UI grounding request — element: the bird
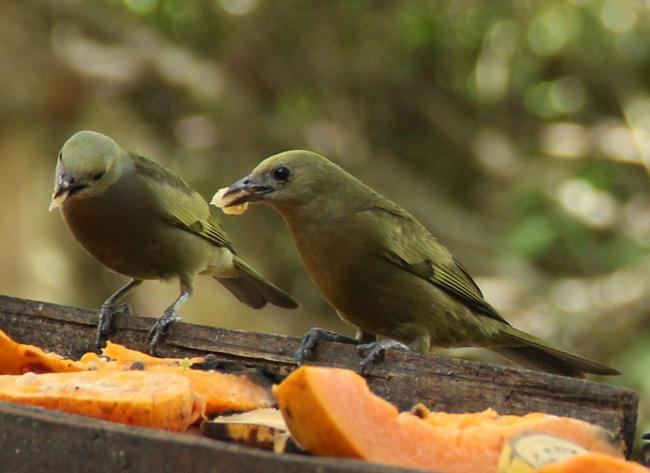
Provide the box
[50,130,298,352]
[220,150,619,377]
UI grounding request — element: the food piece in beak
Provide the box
[49,193,67,212]
[210,187,250,215]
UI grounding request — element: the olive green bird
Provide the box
[222,150,618,377]
[50,131,298,352]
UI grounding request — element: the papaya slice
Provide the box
[91,341,273,415]
[273,366,624,473]
[0,331,273,416]
[145,365,272,414]
[98,341,204,367]
[538,452,648,473]
[0,370,203,432]
[0,330,85,374]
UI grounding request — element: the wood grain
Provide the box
[0,402,423,473]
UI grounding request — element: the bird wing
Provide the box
[358,199,508,324]
[131,153,234,251]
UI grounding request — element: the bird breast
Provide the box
[60,175,213,280]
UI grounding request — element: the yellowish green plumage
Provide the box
[51,131,297,351]
[224,150,618,377]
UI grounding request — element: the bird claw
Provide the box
[95,303,133,349]
[114,303,133,316]
[357,339,410,374]
[148,309,181,355]
[294,331,317,366]
[294,327,358,365]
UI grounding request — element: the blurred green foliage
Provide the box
[0,0,647,446]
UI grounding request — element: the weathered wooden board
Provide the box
[0,401,423,473]
[0,294,640,461]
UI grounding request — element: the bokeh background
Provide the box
[0,0,648,443]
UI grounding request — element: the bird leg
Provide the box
[357,339,411,374]
[148,280,193,355]
[96,279,142,348]
[294,327,365,365]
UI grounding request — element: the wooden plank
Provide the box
[0,294,639,456]
[0,401,423,473]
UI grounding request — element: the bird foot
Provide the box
[357,339,410,374]
[96,303,133,348]
[148,309,181,356]
[294,327,358,365]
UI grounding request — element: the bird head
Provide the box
[49,130,123,211]
[222,150,345,212]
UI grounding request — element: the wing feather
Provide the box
[131,153,233,251]
[359,200,507,324]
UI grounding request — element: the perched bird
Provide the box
[50,131,297,352]
[221,150,619,377]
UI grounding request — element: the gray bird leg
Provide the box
[148,279,193,354]
[357,338,411,375]
[294,327,364,365]
[96,278,143,348]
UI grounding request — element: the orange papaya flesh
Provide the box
[0,330,85,374]
[0,370,203,432]
[0,330,272,416]
[415,405,622,462]
[95,342,273,415]
[273,366,624,473]
[538,451,648,473]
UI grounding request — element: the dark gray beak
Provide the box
[49,174,87,211]
[53,174,73,199]
[222,176,273,206]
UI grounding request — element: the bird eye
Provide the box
[91,171,105,181]
[273,166,291,182]
[58,152,62,161]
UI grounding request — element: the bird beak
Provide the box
[49,174,85,211]
[222,176,273,207]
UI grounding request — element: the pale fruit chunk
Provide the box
[210,187,249,215]
[201,408,302,453]
[498,433,586,473]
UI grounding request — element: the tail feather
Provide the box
[215,256,299,310]
[494,329,619,378]
[216,276,267,309]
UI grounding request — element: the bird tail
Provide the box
[214,256,298,310]
[492,328,619,378]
